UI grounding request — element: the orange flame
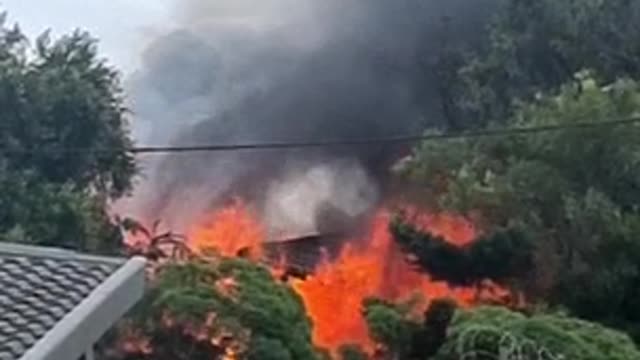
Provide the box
[291,210,481,354]
[184,201,507,356]
[188,199,265,259]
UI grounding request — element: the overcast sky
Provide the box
[0,0,175,73]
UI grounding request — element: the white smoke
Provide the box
[263,159,379,240]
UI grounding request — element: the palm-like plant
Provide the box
[115,216,193,266]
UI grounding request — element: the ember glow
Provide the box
[184,201,505,355]
[188,199,265,260]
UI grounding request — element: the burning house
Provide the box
[116,0,504,355]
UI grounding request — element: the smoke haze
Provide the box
[121,0,497,237]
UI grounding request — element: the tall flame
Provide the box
[188,199,265,259]
[291,210,479,353]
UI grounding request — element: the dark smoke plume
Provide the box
[121,0,497,237]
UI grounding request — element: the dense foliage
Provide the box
[104,258,321,360]
[439,0,640,127]
[363,298,457,359]
[0,168,122,252]
[436,306,640,360]
[0,16,135,251]
[392,221,534,288]
[394,76,640,340]
[362,300,640,360]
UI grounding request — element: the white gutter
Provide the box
[19,256,146,360]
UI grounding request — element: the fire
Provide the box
[188,199,265,259]
[291,210,480,353]
[399,207,478,247]
[180,200,507,356]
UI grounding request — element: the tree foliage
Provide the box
[0,16,135,251]
[362,298,457,359]
[0,167,121,252]
[391,220,534,288]
[0,21,135,196]
[439,0,640,127]
[436,306,640,360]
[363,298,417,357]
[362,298,640,359]
[375,0,640,352]
[337,345,368,360]
[395,76,640,339]
[107,258,321,360]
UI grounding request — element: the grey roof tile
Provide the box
[3,341,26,356]
[25,323,46,338]
[0,248,125,360]
[36,314,56,328]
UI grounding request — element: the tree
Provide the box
[0,15,136,252]
[364,298,417,358]
[337,345,368,360]
[0,167,122,253]
[106,257,322,360]
[435,306,640,360]
[394,76,640,338]
[362,298,457,359]
[362,298,640,359]
[412,298,457,359]
[391,219,534,288]
[438,0,640,127]
[0,21,135,197]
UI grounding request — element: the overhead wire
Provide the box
[1,116,639,155]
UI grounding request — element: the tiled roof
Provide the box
[0,243,145,360]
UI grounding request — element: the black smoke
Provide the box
[123,0,498,236]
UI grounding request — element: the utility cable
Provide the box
[1,116,639,155]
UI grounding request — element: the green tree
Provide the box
[394,76,640,338]
[391,219,534,289]
[0,21,135,196]
[439,0,640,127]
[362,298,457,359]
[0,167,122,252]
[412,298,457,359]
[108,258,321,360]
[337,345,368,360]
[0,15,136,252]
[364,298,417,357]
[436,306,640,360]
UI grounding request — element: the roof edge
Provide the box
[20,256,147,360]
[0,242,126,266]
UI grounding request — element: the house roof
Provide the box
[0,243,146,360]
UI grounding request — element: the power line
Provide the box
[131,116,640,154]
[2,116,640,155]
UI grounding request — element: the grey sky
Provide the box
[0,0,175,73]
[0,0,323,74]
